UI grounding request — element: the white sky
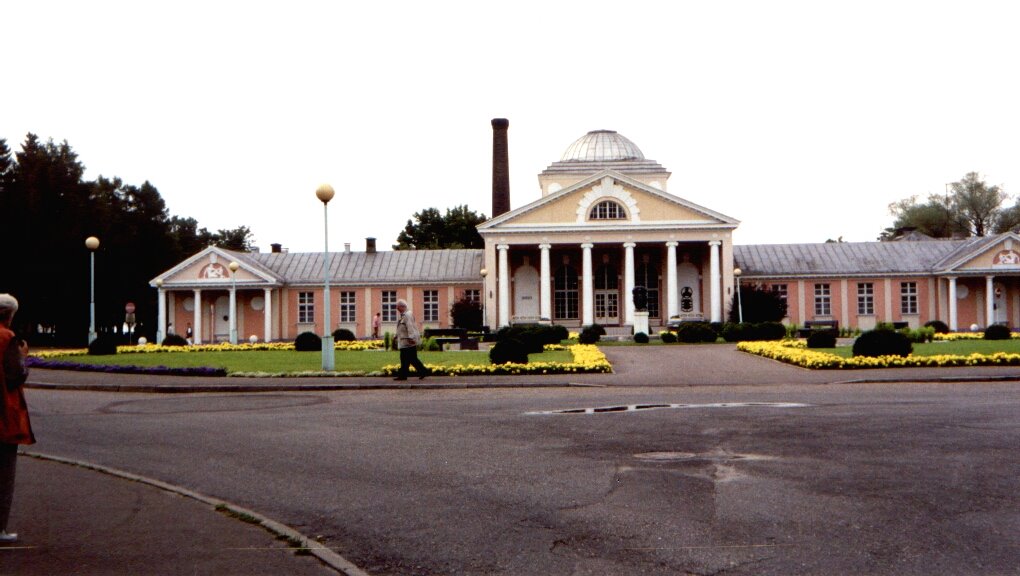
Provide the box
[5,1,1020,253]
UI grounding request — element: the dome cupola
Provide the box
[560,130,645,162]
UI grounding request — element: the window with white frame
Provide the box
[814,283,831,316]
[589,200,626,220]
[382,291,398,322]
[770,284,788,308]
[857,282,874,315]
[901,281,918,314]
[298,292,315,323]
[423,290,439,323]
[340,291,356,323]
[464,289,480,304]
[554,265,579,320]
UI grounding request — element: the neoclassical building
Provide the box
[151,121,1020,342]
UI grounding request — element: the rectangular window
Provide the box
[814,283,831,316]
[382,291,398,322]
[298,292,315,324]
[901,281,918,314]
[770,284,788,307]
[464,289,480,304]
[423,290,439,323]
[857,282,874,315]
[339,291,356,323]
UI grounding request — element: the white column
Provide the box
[666,241,679,319]
[948,277,958,331]
[229,283,238,345]
[193,289,203,345]
[497,244,510,327]
[709,240,722,323]
[581,243,594,326]
[986,275,995,327]
[157,288,166,344]
[264,288,273,342]
[623,242,636,326]
[539,243,552,322]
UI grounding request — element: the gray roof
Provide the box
[245,249,484,286]
[734,240,974,277]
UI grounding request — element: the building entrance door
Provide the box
[594,259,619,325]
[994,282,1008,325]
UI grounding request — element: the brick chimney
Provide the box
[491,118,510,217]
[270,243,282,253]
[366,237,377,254]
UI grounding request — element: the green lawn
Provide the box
[43,349,576,373]
[824,339,1020,358]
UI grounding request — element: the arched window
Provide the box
[589,200,626,220]
[554,264,579,320]
[635,259,660,318]
[594,264,619,290]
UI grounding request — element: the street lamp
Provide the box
[316,183,336,371]
[155,279,164,344]
[86,236,100,344]
[228,261,239,345]
[733,267,743,324]
[480,268,488,330]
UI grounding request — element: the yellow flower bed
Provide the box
[31,340,386,359]
[933,332,1020,341]
[738,340,1020,369]
[380,344,612,376]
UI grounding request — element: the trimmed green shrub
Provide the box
[294,331,322,352]
[806,330,837,349]
[902,327,935,343]
[88,334,119,355]
[676,322,718,343]
[852,329,912,357]
[579,326,602,344]
[984,324,1012,340]
[161,333,188,346]
[588,323,607,336]
[497,325,564,352]
[924,320,950,334]
[721,323,746,343]
[660,331,677,343]
[633,332,649,344]
[489,337,529,364]
[383,331,393,351]
[756,322,787,341]
[420,336,442,351]
[332,328,356,341]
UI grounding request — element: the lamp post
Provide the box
[480,268,488,330]
[228,261,239,345]
[86,236,100,344]
[155,279,164,344]
[733,267,743,324]
[316,183,336,371]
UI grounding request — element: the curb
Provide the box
[25,381,600,393]
[21,451,370,576]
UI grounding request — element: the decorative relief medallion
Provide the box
[200,262,228,279]
[993,249,1020,267]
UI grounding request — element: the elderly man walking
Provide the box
[394,299,429,380]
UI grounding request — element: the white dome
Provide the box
[560,130,645,162]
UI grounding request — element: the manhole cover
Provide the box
[526,402,808,415]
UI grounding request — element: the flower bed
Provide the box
[933,332,1020,341]
[375,344,612,377]
[31,340,386,359]
[738,340,1020,369]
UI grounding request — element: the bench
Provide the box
[797,319,839,338]
[422,328,478,350]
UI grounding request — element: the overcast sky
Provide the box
[5,1,1020,253]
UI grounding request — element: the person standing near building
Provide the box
[394,299,428,380]
[372,312,381,339]
[0,294,34,544]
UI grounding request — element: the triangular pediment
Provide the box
[151,246,281,288]
[937,232,1020,274]
[478,170,738,233]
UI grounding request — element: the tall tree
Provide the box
[395,205,487,249]
[882,172,1006,239]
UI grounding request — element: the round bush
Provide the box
[721,323,746,343]
[161,333,188,346]
[660,331,677,343]
[852,329,913,357]
[924,320,950,334]
[579,326,601,344]
[806,330,837,349]
[676,322,718,343]
[756,322,788,341]
[489,338,529,364]
[87,334,119,355]
[984,324,1012,340]
[294,331,322,351]
[332,328,356,341]
[589,323,607,336]
[633,332,649,344]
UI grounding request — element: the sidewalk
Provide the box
[0,455,363,576]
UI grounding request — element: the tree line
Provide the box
[882,172,1019,240]
[0,134,253,346]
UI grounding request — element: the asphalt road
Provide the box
[20,346,1020,575]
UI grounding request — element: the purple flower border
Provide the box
[27,357,227,377]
